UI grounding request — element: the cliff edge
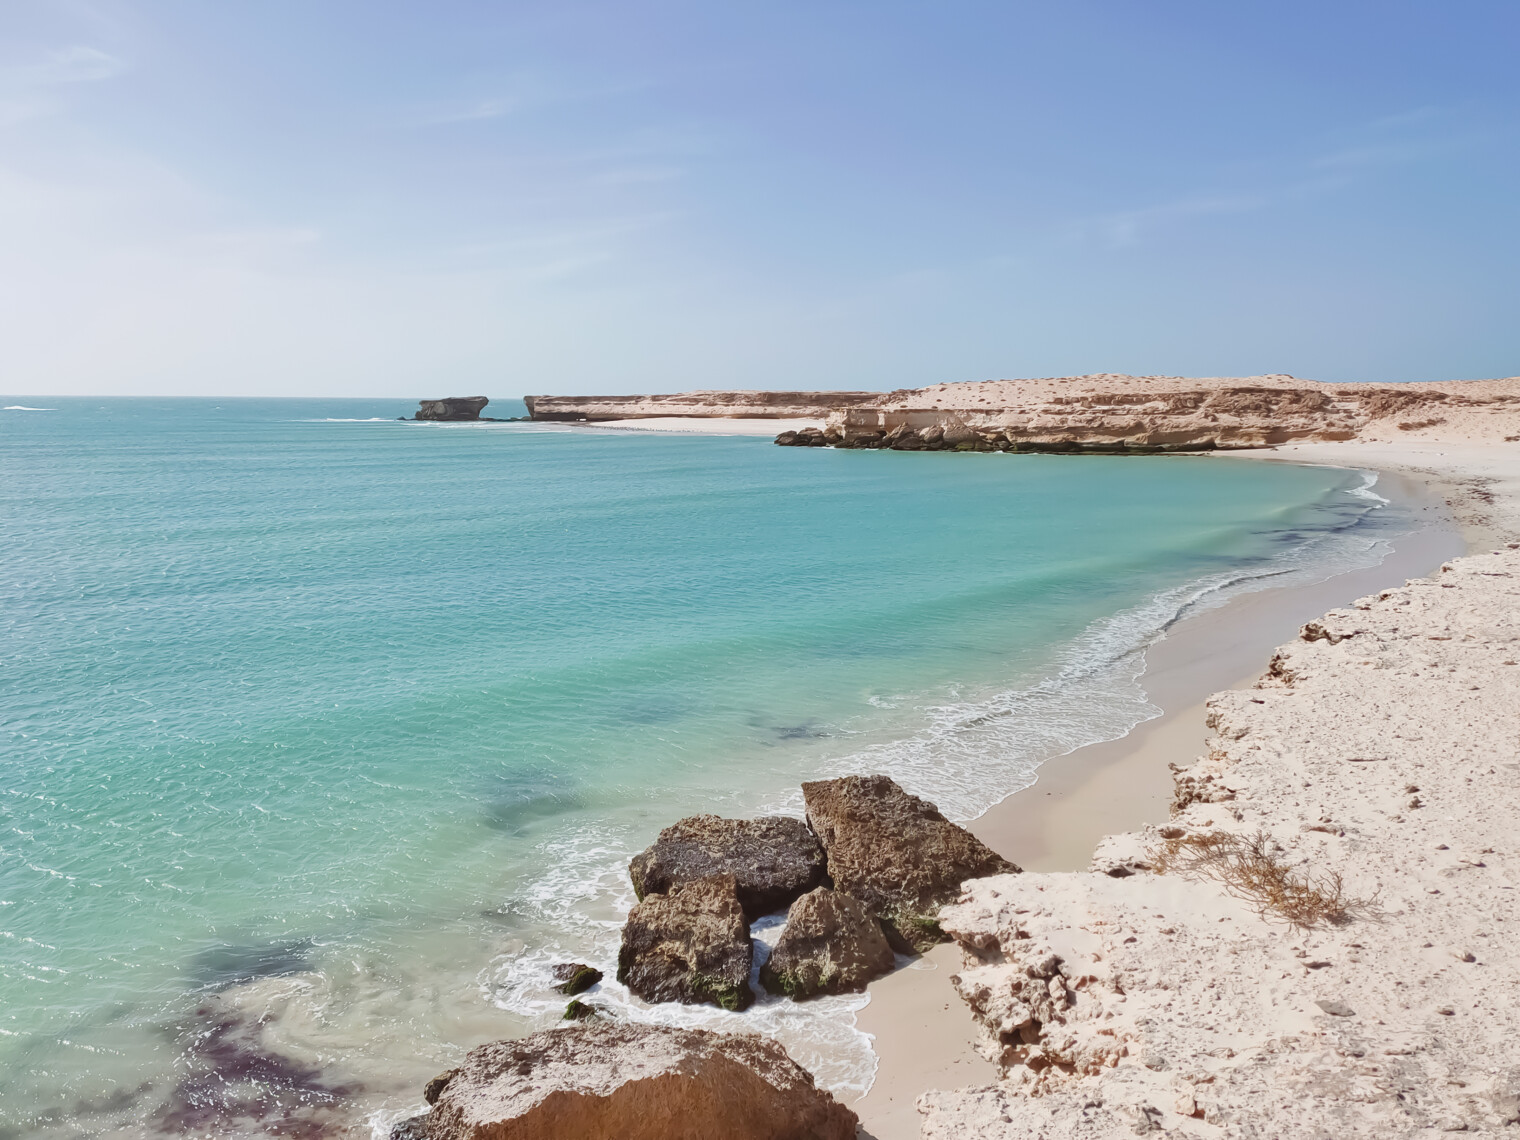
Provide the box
[527,375,1520,452]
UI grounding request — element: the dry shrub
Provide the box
[1150,829,1376,929]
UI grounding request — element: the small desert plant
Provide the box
[1149,829,1375,929]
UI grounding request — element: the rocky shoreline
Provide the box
[388,775,1016,1137]
[526,373,1520,452]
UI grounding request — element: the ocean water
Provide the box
[0,398,1409,1137]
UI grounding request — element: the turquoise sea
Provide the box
[0,398,1408,1137]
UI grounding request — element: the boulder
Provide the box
[551,963,603,996]
[629,815,827,921]
[773,430,800,446]
[420,1022,858,1140]
[415,397,489,421]
[616,874,754,1010]
[802,775,1019,953]
[760,887,896,999]
[940,419,977,447]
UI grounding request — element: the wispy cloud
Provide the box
[1074,193,1267,247]
[3,44,126,87]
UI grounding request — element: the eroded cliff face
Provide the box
[522,390,881,421]
[527,375,1520,451]
[918,546,1520,1138]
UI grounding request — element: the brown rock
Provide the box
[760,887,896,998]
[616,874,753,1010]
[422,1022,858,1140]
[802,775,1019,953]
[414,396,488,421]
[629,815,827,921]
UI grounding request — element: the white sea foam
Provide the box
[1346,470,1392,504]
[4,405,55,411]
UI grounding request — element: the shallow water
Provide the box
[0,398,1408,1136]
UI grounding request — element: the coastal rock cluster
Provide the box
[919,545,1520,1138]
[614,775,1018,1009]
[390,776,1013,1139]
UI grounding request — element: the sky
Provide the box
[1,1,1517,397]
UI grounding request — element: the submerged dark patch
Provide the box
[153,1001,359,1138]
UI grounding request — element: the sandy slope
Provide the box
[910,444,1520,1138]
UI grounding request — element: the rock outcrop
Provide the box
[417,1022,858,1140]
[629,815,828,921]
[525,375,1520,450]
[760,887,896,998]
[616,874,754,1010]
[919,545,1520,1138]
[523,391,879,421]
[415,396,489,421]
[802,775,1019,953]
[551,963,602,996]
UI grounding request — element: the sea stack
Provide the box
[415,397,489,421]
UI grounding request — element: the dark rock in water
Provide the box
[629,815,827,921]
[420,1022,858,1140]
[760,887,896,999]
[551,962,603,995]
[390,1113,430,1139]
[563,999,599,1021]
[773,430,800,446]
[617,873,753,1010]
[415,397,489,421]
[425,1069,459,1105]
[802,774,1020,954]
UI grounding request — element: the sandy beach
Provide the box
[853,439,1520,1139]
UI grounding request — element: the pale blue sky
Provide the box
[2,1,1516,395]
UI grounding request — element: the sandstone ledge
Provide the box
[527,374,1520,451]
[919,545,1520,1137]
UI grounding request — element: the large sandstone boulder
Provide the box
[415,396,488,421]
[616,874,754,1010]
[629,815,828,921]
[760,887,896,999]
[802,775,1019,953]
[419,1022,858,1140]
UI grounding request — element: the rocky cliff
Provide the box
[527,375,1520,452]
[416,396,489,421]
[523,390,880,421]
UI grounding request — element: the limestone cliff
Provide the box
[527,375,1520,452]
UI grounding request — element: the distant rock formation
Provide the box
[803,774,1019,954]
[524,374,1520,451]
[415,396,489,421]
[629,815,828,921]
[523,390,879,421]
[616,873,754,1010]
[760,887,896,998]
[410,1022,858,1140]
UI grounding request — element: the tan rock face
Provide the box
[921,545,1520,1138]
[802,775,1019,953]
[628,814,827,921]
[760,887,896,999]
[616,873,754,1010]
[526,374,1520,449]
[422,1022,859,1140]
